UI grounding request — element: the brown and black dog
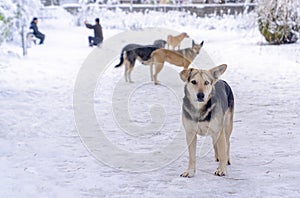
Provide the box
[149,40,204,85]
[179,64,234,177]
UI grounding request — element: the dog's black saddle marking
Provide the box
[114,40,166,68]
[126,45,159,66]
[214,80,234,113]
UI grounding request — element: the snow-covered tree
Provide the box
[257,0,300,44]
[0,0,16,44]
[0,0,42,45]
[75,0,102,26]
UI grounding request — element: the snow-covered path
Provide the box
[1,18,300,197]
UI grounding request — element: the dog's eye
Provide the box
[204,81,210,85]
[191,80,197,85]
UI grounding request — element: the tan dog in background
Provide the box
[167,32,189,50]
[179,65,234,177]
[149,40,204,85]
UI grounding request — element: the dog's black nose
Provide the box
[197,92,205,102]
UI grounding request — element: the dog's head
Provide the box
[192,40,204,54]
[179,64,227,103]
[153,39,167,48]
[182,32,189,38]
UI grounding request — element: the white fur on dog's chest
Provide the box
[197,122,211,136]
[182,116,216,136]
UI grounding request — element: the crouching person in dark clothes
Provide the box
[84,18,103,47]
[30,17,45,45]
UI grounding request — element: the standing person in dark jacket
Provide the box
[29,17,45,45]
[84,18,103,47]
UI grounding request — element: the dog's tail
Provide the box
[114,51,125,68]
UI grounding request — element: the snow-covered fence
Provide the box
[62,3,256,17]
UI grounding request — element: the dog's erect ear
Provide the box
[200,40,204,46]
[192,40,195,47]
[209,64,227,79]
[180,68,194,82]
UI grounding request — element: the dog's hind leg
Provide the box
[124,61,129,82]
[226,135,231,165]
[127,65,134,83]
[225,126,232,166]
[213,130,228,176]
[214,144,219,162]
[225,110,234,165]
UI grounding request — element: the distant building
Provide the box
[40,0,252,6]
[41,0,79,6]
[60,0,80,4]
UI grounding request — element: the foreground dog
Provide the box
[179,64,234,177]
[167,32,189,50]
[114,39,166,83]
[150,40,204,85]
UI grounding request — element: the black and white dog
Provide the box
[114,39,166,83]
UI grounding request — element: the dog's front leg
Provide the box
[154,63,163,85]
[181,132,197,178]
[213,130,228,176]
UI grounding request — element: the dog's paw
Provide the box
[154,80,161,85]
[180,169,195,178]
[214,167,227,176]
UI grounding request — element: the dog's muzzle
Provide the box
[197,92,205,102]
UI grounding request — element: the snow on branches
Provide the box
[257,0,300,44]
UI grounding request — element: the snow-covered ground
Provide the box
[0,10,300,197]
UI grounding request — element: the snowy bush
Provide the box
[257,0,300,44]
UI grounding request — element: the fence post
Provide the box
[21,25,27,56]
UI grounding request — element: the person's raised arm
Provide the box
[84,20,94,29]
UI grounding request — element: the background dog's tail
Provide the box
[114,51,125,68]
